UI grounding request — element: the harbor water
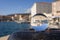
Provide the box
[0,22,30,37]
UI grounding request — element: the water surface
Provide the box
[0,22,30,37]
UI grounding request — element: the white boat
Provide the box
[15,21,21,23]
[14,20,27,23]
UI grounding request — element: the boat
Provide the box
[14,20,21,23]
[14,20,26,23]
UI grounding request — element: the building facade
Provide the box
[8,13,31,22]
[0,16,12,22]
[52,0,60,16]
[31,2,52,16]
[50,0,60,28]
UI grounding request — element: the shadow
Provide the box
[8,29,60,40]
[8,30,46,40]
[0,22,30,37]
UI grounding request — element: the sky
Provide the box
[0,0,54,15]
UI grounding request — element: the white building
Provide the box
[50,0,60,28]
[31,2,52,16]
[52,0,60,16]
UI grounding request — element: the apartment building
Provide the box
[31,2,52,16]
[52,0,60,16]
[49,0,60,28]
[0,16,12,22]
[8,13,31,22]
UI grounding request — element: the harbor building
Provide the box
[52,0,60,23]
[31,2,52,16]
[49,0,60,28]
[52,0,60,16]
[0,16,12,22]
[7,13,31,22]
[0,13,31,22]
